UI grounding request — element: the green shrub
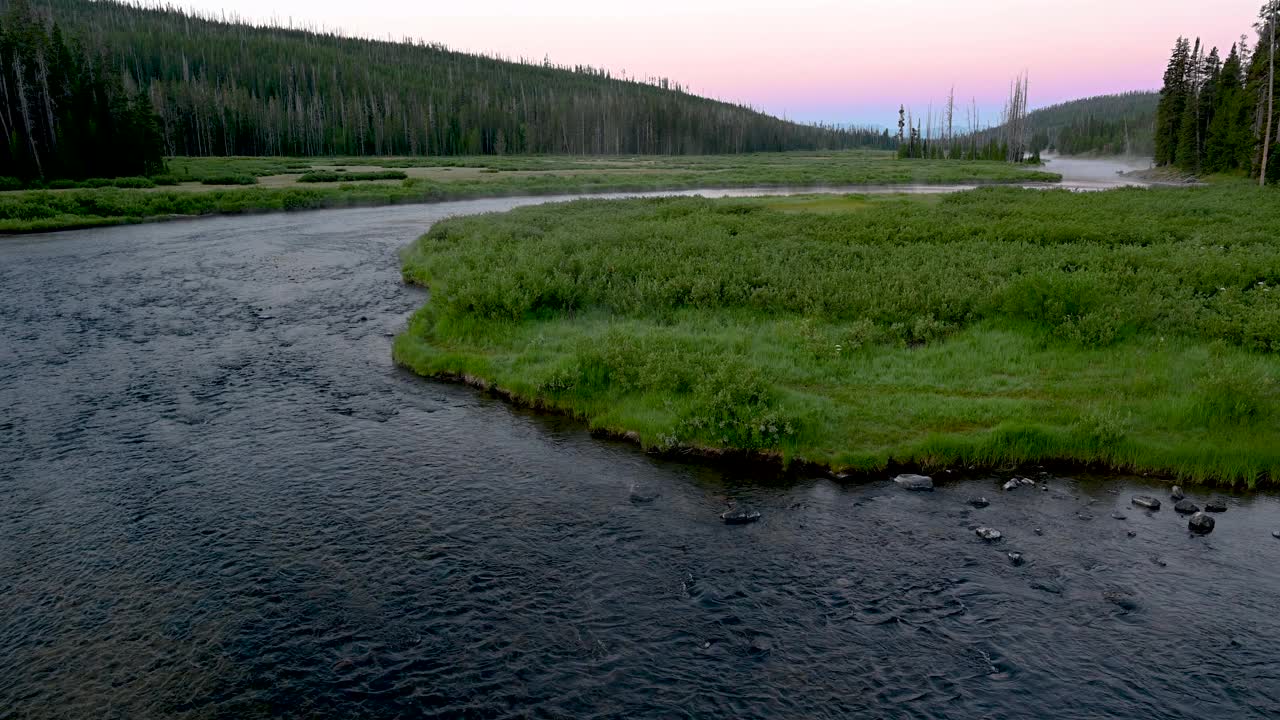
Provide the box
[297,170,408,183]
[111,176,156,189]
[150,174,181,186]
[0,176,24,191]
[200,174,257,185]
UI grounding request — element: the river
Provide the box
[2,178,1278,718]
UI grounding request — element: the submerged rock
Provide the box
[968,497,990,508]
[629,489,661,504]
[1007,551,1025,566]
[1188,512,1215,535]
[1111,512,1127,520]
[721,507,761,525]
[1103,590,1139,611]
[976,526,1002,542]
[1131,496,1161,511]
[1174,499,1200,514]
[1034,528,1044,536]
[749,636,773,653]
[893,473,933,491]
[1171,485,1185,501]
[1031,580,1063,594]
[1204,500,1228,513]
[1127,530,1138,538]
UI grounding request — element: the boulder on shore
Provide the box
[1174,499,1200,514]
[721,507,761,525]
[976,526,1002,542]
[1188,512,1215,535]
[893,473,933,491]
[1131,496,1161,511]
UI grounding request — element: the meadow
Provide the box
[0,151,1056,233]
[394,185,1280,486]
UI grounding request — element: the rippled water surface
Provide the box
[2,190,1279,719]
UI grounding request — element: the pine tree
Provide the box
[1155,37,1192,166]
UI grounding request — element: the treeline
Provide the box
[1026,92,1158,157]
[1155,1,1279,180]
[0,0,162,181]
[897,75,1036,163]
[1,0,884,173]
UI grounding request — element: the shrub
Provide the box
[0,176,24,191]
[297,170,408,183]
[200,174,257,185]
[112,176,156,189]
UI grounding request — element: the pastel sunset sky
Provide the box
[178,0,1264,127]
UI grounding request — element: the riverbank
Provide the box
[0,151,1057,234]
[395,185,1280,487]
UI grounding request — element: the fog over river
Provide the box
[2,178,1277,718]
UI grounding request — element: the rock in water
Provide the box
[1272,530,1280,539]
[976,527,1002,542]
[1171,485,1185,501]
[1131,496,1161,510]
[1103,590,1139,611]
[893,473,933,491]
[1002,477,1036,491]
[1204,500,1228,513]
[721,507,761,525]
[968,497,990,508]
[1007,551,1025,566]
[1174,499,1200,514]
[629,485,661,503]
[1188,512,1215,535]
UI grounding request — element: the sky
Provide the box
[173,0,1264,127]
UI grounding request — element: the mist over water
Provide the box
[2,194,1278,718]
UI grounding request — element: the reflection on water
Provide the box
[2,192,1277,718]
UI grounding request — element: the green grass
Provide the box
[394,185,1280,487]
[0,151,1058,233]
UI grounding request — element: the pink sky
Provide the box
[178,0,1263,126]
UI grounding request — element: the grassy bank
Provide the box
[0,151,1057,233]
[394,186,1280,487]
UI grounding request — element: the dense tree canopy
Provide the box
[0,0,887,167]
[0,0,162,181]
[1155,2,1280,180]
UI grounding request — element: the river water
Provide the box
[2,179,1278,718]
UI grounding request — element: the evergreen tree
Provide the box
[1155,37,1192,166]
[1206,45,1254,171]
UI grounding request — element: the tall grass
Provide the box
[395,186,1280,486]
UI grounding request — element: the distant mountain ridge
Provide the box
[6,0,887,157]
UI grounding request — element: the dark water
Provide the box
[2,194,1279,719]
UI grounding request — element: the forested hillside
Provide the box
[1,0,883,177]
[1026,92,1158,156]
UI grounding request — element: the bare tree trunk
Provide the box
[12,57,43,177]
[1262,2,1276,186]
